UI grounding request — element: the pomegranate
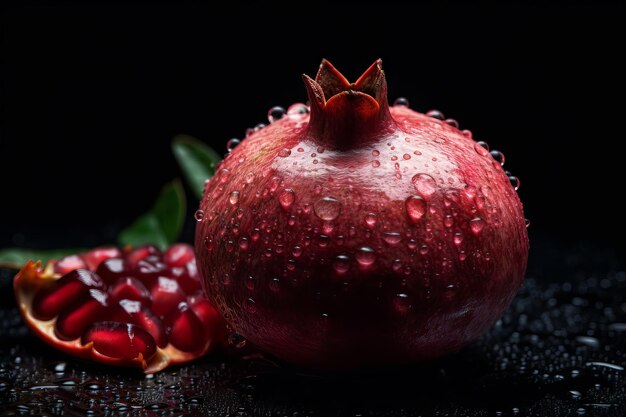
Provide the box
[13,244,226,373]
[196,59,528,369]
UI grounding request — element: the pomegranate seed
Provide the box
[55,289,109,340]
[108,277,151,304]
[96,258,127,284]
[150,277,186,317]
[165,302,206,352]
[82,246,122,270]
[117,299,167,347]
[32,270,103,321]
[53,255,87,275]
[126,245,162,267]
[163,243,195,267]
[82,322,157,360]
[170,264,201,294]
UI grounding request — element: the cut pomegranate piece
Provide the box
[82,322,157,361]
[13,244,227,373]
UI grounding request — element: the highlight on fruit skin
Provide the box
[13,244,226,373]
[195,59,529,369]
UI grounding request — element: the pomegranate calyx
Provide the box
[304,59,393,149]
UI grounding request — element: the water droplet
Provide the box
[405,195,427,222]
[244,298,257,313]
[393,293,412,314]
[194,210,205,221]
[254,123,266,131]
[454,232,463,245]
[287,103,309,121]
[426,109,445,120]
[393,97,409,107]
[462,129,473,138]
[525,218,530,228]
[292,245,303,257]
[228,332,247,348]
[420,245,429,255]
[403,153,411,160]
[577,408,586,415]
[355,247,376,266]
[267,106,286,123]
[278,189,295,209]
[278,148,291,157]
[470,217,484,235]
[364,213,377,228]
[414,150,422,156]
[333,255,351,273]
[569,390,582,400]
[219,168,230,182]
[372,160,381,168]
[244,172,255,184]
[444,118,459,128]
[314,197,341,221]
[383,232,402,245]
[226,138,240,152]
[412,173,437,197]
[474,142,490,156]
[229,191,240,205]
[269,277,281,292]
[490,150,505,165]
[509,175,520,190]
[576,336,600,348]
[372,149,380,157]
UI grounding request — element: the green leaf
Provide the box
[0,247,86,270]
[117,179,186,250]
[172,134,222,199]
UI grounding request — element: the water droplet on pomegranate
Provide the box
[254,123,266,131]
[292,245,303,257]
[278,189,295,209]
[218,168,230,183]
[364,212,377,228]
[474,142,489,156]
[393,293,412,314]
[228,332,247,348]
[490,150,505,165]
[393,97,409,107]
[454,232,463,245]
[314,197,341,221]
[525,218,531,228]
[278,148,291,158]
[269,277,280,292]
[402,153,411,160]
[426,109,445,120]
[419,245,429,255]
[509,175,520,190]
[443,118,458,128]
[383,232,402,246]
[229,191,240,205]
[226,138,240,152]
[405,196,427,222]
[355,247,376,266]
[244,298,257,313]
[372,160,381,168]
[194,210,204,222]
[412,173,437,197]
[287,103,309,121]
[333,255,351,274]
[462,129,473,138]
[267,106,286,123]
[470,217,485,235]
[238,237,249,250]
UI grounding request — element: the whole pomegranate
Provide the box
[196,59,528,369]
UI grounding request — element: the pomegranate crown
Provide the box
[303,59,393,149]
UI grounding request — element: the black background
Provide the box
[1,2,625,262]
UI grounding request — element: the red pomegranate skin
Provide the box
[195,59,528,369]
